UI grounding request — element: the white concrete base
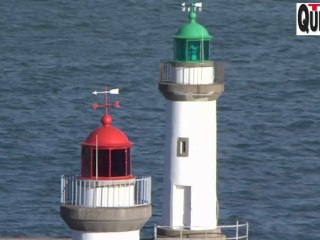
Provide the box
[72,230,139,240]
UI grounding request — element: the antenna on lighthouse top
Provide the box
[181,1,203,12]
[92,86,120,115]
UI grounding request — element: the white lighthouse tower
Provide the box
[155,2,236,239]
[60,88,152,240]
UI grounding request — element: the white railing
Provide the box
[160,61,224,85]
[220,220,249,240]
[61,175,151,207]
[155,220,249,240]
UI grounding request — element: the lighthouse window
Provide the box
[92,150,110,177]
[187,41,200,61]
[175,39,187,61]
[175,39,210,62]
[177,138,189,157]
[187,40,210,62]
[81,147,91,177]
[111,149,126,177]
[126,149,131,175]
[203,41,209,60]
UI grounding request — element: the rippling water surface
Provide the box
[0,1,319,239]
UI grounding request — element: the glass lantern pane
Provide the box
[187,41,201,61]
[92,150,110,177]
[203,41,210,60]
[111,149,126,177]
[81,147,91,177]
[175,39,187,61]
[126,148,131,175]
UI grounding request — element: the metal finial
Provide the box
[92,86,120,115]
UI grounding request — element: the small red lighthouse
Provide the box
[81,110,133,182]
[61,87,152,240]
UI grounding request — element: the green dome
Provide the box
[175,12,212,40]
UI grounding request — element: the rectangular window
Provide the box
[177,137,189,157]
[81,147,91,177]
[111,150,126,177]
[126,148,131,175]
[187,41,201,61]
[92,149,110,177]
[175,39,187,61]
[203,41,210,61]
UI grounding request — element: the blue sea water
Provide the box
[0,0,319,239]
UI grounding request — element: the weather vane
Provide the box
[181,1,203,12]
[92,86,120,115]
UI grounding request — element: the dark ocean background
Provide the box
[0,0,319,239]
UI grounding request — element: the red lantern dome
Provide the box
[80,88,134,180]
[82,115,133,148]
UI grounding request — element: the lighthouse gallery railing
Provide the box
[61,175,151,207]
[159,61,225,84]
[155,220,249,240]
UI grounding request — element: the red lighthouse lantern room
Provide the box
[80,88,133,180]
[60,88,152,239]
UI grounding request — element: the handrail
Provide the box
[159,61,224,84]
[155,220,249,240]
[61,175,151,208]
[219,220,249,240]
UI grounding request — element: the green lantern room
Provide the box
[174,10,212,62]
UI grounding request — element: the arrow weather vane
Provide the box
[92,86,120,115]
[181,1,203,12]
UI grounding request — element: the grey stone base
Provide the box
[159,82,224,102]
[60,204,151,232]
